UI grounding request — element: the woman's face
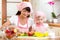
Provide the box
[34,16,44,24]
[21,9,30,18]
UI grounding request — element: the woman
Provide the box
[2,2,33,33]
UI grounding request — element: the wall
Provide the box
[6,0,60,20]
[30,0,60,20]
[54,1,60,17]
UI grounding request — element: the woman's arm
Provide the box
[0,20,11,30]
[2,20,11,28]
[2,15,16,27]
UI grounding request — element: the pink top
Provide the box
[18,16,29,33]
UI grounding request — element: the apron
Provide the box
[35,24,47,33]
[17,16,29,33]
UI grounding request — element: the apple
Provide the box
[28,31,34,36]
[6,30,15,39]
[5,29,11,33]
[5,29,16,39]
[6,33,11,36]
[11,30,15,34]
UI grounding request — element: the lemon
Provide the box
[34,32,44,37]
[34,32,49,37]
[44,32,49,37]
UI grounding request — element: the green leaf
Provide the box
[51,12,56,18]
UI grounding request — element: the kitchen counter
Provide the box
[48,23,60,27]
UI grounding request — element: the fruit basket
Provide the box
[3,27,17,40]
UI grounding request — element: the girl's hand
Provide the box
[29,26,32,32]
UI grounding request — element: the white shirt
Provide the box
[9,15,34,28]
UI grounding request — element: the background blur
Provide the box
[0,0,60,37]
[0,0,60,25]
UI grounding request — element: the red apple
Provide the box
[6,31,15,39]
[11,30,15,34]
[6,33,11,36]
[5,29,16,39]
[5,29,11,33]
[28,31,34,36]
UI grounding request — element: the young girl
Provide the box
[32,11,55,38]
[2,2,33,33]
[32,11,48,33]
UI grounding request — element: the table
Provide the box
[15,36,60,40]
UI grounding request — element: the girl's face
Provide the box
[21,9,30,18]
[34,16,44,24]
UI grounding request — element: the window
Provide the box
[7,0,22,19]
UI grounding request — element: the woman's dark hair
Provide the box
[16,11,21,15]
[16,7,31,17]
